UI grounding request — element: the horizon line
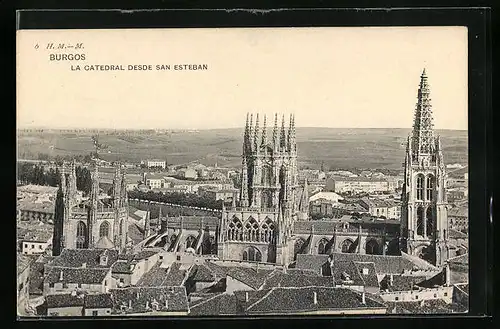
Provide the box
[16,126,468,131]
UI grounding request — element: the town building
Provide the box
[358,197,401,220]
[448,207,468,233]
[144,160,167,169]
[400,69,451,267]
[325,176,397,194]
[52,161,129,255]
[198,186,239,203]
[21,230,53,255]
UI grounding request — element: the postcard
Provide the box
[16,26,468,317]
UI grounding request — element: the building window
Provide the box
[444,292,448,297]
[415,295,418,299]
[294,238,306,258]
[176,255,181,261]
[242,246,262,262]
[92,310,98,316]
[365,239,381,255]
[76,221,87,249]
[99,221,110,238]
[31,244,35,249]
[434,293,437,298]
[395,297,399,301]
[318,239,329,255]
[426,175,434,201]
[416,206,424,236]
[228,216,243,241]
[185,235,197,250]
[244,217,260,242]
[24,243,27,248]
[426,207,434,238]
[39,245,43,249]
[416,174,424,200]
[341,239,354,253]
[260,218,275,243]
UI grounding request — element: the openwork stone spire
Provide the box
[261,114,267,146]
[411,68,435,157]
[280,114,287,149]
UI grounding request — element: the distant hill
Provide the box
[16,127,467,171]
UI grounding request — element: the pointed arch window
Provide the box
[76,221,87,249]
[341,239,354,253]
[186,235,197,249]
[260,218,275,243]
[261,165,273,186]
[294,238,306,257]
[242,246,262,262]
[228,216,243,241]
[416,174,424,200]
[416,206,424,236]
[244,217,260,242]
[318,238,329,255]
[99,221,110,238]
[365,239,381,255]
[426,175,434,201]
[426,207,434,238]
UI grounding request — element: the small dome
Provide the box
[96,236,114,249]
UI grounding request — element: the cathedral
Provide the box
[52,161,129,256]
[400,69,450,267]
[217,114,309,266]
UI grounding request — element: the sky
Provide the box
[17,27,468,130]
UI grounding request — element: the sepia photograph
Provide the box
[16,26,469,317]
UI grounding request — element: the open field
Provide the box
[17,128,467,171]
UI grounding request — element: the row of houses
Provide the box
[18,245,469,316]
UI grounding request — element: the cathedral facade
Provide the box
[217,114,309,266]
[400,69,450,267]
[52,161,129,256]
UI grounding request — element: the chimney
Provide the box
[313,291,317,305]
[128,300,132,309]
[82,262,87,268]
[146,300,149,309]
[136,291,140,300]
[59,270,63,281]
[390,274,394,286]
[71,290,77,296]
[165,299,168,309]
[361,291,366,305]
[245,292,249,303]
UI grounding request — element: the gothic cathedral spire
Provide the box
[401,69,449,267]
[411,68,435,157]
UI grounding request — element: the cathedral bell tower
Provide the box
[400,69,449,267]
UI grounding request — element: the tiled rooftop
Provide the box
[226,267,275,290]
[21,230,53,243]
[49,249,119,269]
[386,299,467,314]
[85,293,113,309]
[261,271,334,290]
[110,286,189,314]
[188,293,239,316]
[163,262,187,287]
[331,261,365,286]
[246,286,386,314]
[136,262,166,287]
[295,254,329,274]
[45,267,110,285]
[448,229,468,239]
[17,253,33,274]
[46,293,85,308]
[353,261,379,288]
[379,274,428,292]
[330,253,416,275]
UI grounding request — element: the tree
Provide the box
[52,186,64,256]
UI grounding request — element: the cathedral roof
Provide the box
[96,236,115,249]
[188,292,239,316]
